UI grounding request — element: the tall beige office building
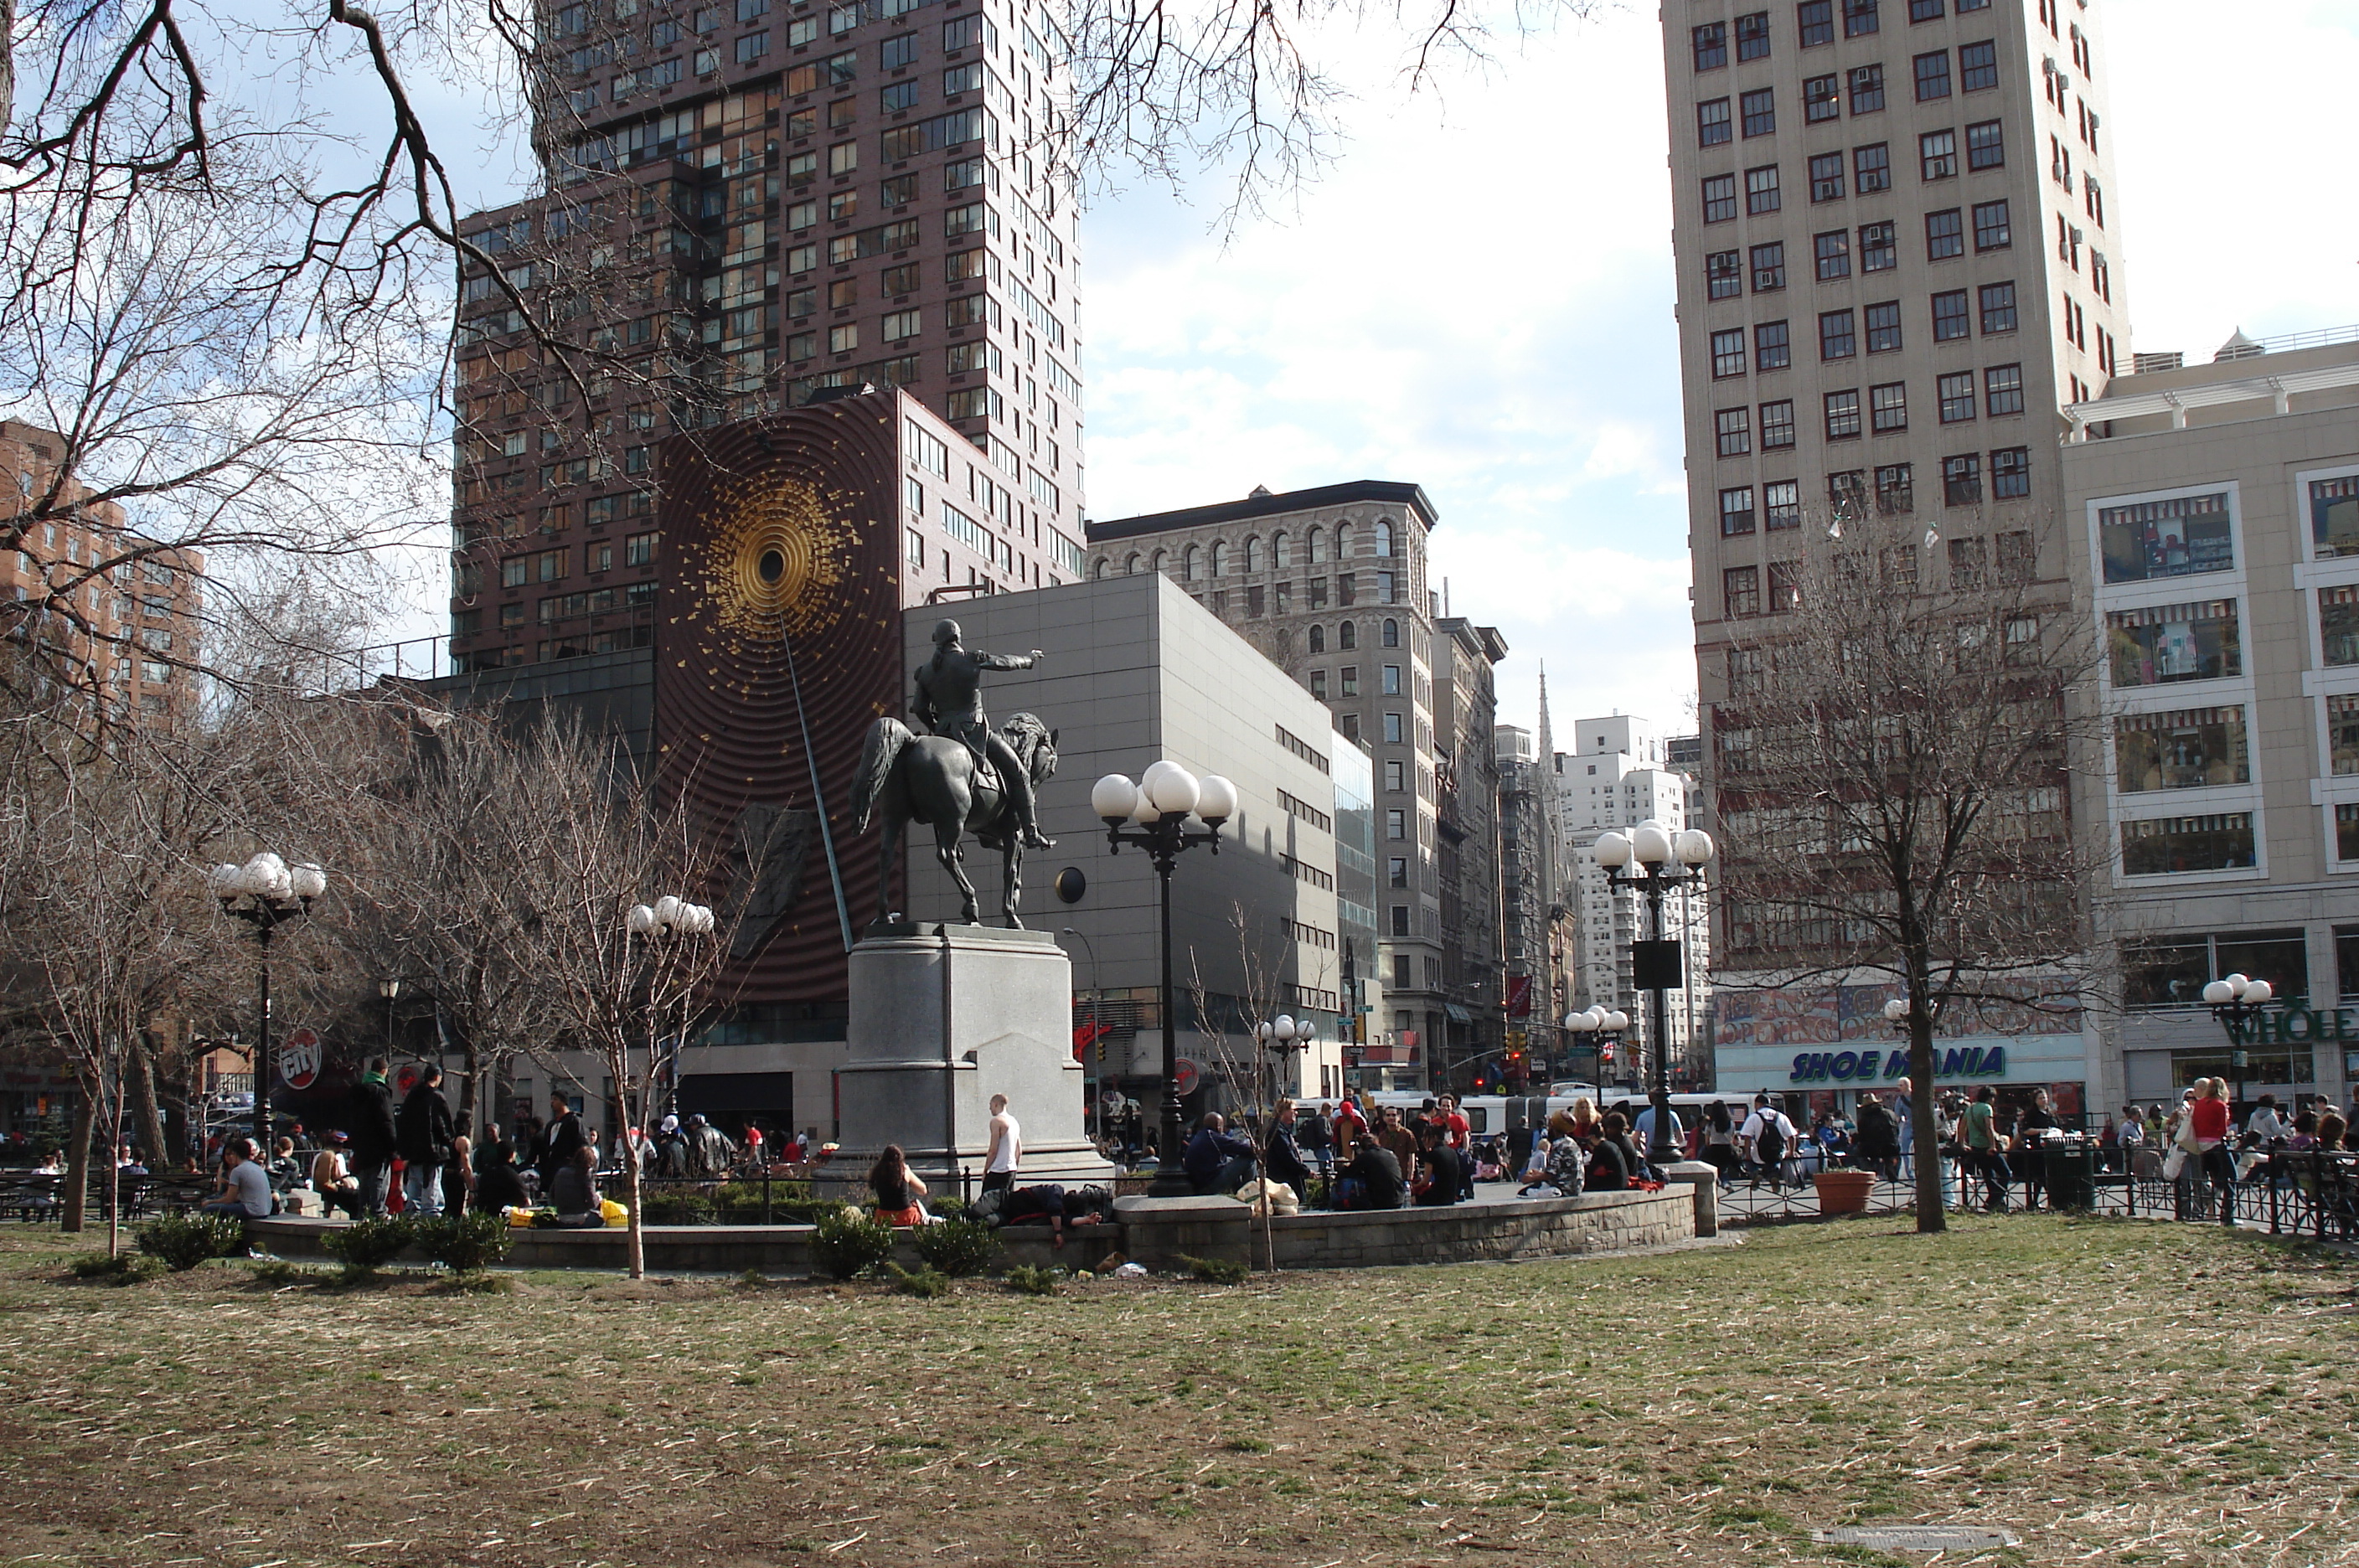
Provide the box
[1666,0,2128,983]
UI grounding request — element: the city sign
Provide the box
[1789,1045,2008,1084]
[278,1028,323,1091]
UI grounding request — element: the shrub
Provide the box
[1178,1253,1250,1285]
[713,1179,815,1223]
[137,1213,248,1272]
[911,1216,1000,1277]
[808,1207,896,1280]
[249,1259,306,1287]
[440,1271,514,1294]
[639,1192,716,1225]
[886,1263,952,1299]
[72,1251,163,1284]
[323,1215,415,1276]
[1004,1264,1061,1296]
[414,1212,513,1274]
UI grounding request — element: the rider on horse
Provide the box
[911,619,1054,851]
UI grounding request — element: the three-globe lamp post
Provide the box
[1563,1004,1629,1090]
[207,853,328,1148]
[1594,821,1716,1165]
[1255,1014,1317,1112]
[1092,762,1238,1199]
[2202,972,2274,1109]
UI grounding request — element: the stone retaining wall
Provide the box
[246,1188,1689,1276]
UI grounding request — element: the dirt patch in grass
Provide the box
[0,1217,2351,1565]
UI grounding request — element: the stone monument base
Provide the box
[834,922,1113,1190]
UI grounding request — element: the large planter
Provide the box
[1813,1168,1877,1215]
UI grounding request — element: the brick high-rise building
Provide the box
[1667,0,2127,981]
[448,0,1086,673]
[2,420,204,727]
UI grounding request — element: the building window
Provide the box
[1765,479,1802,530]
[1386,808,1407,840]
[1859,219,1896,271]
[1750,241,1786,291]
[1737,10,1773,59]
[1389,857,1409,888]
[1984,363,2023,415]
[1381,617,1399,646]
[1990,446,2030,498]
[1866,299,1902,351]
[1308,624,1325,652]
[1721,487,1757,536]
[1948,534,1986,588]
[2116,707,2253,793]
[1760,399,1797,449]
[1845,0,1879,34]
[1724,565,1763,618]
[2099,492,2235,585]
[1310,669,1328,699]
[1919,209,1964,261]
[1875,463,1914,514]
[1698,98,1732,145]
[1755,320,1791,370]
[1746,165,1782,214]
[1741,88,1777,137]
[1973,199,2011,250]
[1383,712,1404,744]
[1966,120,2005,170]
[1824,389,1862,440]
[2312,476,2359,558]
[1849,64,1885,115]
[1798,0,1833,47]
[1716,407,1752,456]
[1920,129,1957,180]
[1820,308,1857,359]
[2109,600,2242,687]
[1938,370,1977,423]
[1814,230,1851,279]
[1804,74,1840,122]
[1911,0,1943,18]
[1848,148,1891,204]
[1703,175,1737,224]
[1711,328,1747,379]
[1870,381,1908,433]
[1386,760,1407,791]
[1340,665,1360,695]
[1959,39,1998,90]
[2330,694,2359,776]
[1979,280,2017,333]
[1942,453,1981,505]
[1914,49,1951,100]
[1693,22,1727,69]
[1809,152,1846,202]
[1831,471,1868,519]
[1931,289,1970,340]
[1707,250,1742,298]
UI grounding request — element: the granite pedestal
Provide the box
[833,921,1114,1192]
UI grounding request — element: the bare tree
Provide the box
[1708,508,2103,1233]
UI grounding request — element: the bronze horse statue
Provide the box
[850,711,1058,926]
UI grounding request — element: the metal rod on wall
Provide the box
[779,619,856,952]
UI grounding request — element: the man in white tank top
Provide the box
[983,1094,1022,1194]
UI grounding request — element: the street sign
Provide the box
[393,1062,421,1096]
[279,1028,322,1091]
[1174,1058,1200,1096]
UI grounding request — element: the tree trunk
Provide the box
[1909,1026,1947,1234]
[61,1096,95,1234]
[129,1033,168,1175]
[624,1137,645,1279]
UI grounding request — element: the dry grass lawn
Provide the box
[0,1215,2351,1567]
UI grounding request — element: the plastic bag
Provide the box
[2160,1145,2186,1181]
[601,1198,629,1227]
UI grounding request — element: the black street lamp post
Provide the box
[208,853,327,1150]
[1596,821,1716,1167]
[2202,972,2275,1110]
[1094,763,1238,1199]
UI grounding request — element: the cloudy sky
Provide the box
[1075,0,2359,744]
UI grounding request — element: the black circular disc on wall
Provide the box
[1053,867,1087,904]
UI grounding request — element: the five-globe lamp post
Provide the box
[1093,762,1239,1199]
[2202,972,2274,1109]
[1594,821,1716,1164]
[1563,1005,1629,1090]
[207,853,328,1148]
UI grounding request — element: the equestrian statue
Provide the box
[850,619,1060,927]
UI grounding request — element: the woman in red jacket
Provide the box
[2189,1078,2236,1225]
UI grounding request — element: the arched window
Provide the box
[1382,618,1399,647]
[1307,527,1324,564]
[1208,540,1227,576]
[1336,522,1355,559]
[1244,535,1262,573]
[1374,518,1394,559]
[1272,532,1290,569]
[1150,549,1166,575]
[1339,621,1357,650]
[1183,544,1200,581]
[1125,553,1141,575]
[1308,624,1325,653]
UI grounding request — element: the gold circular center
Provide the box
[702,474,854,645]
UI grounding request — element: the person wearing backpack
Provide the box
[1741,1095,1798,1190]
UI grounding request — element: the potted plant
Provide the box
[1812,1166,1877,1215]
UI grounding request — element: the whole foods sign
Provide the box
[2242,1005,2356,1045]
[1789,1045,2008,1084]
